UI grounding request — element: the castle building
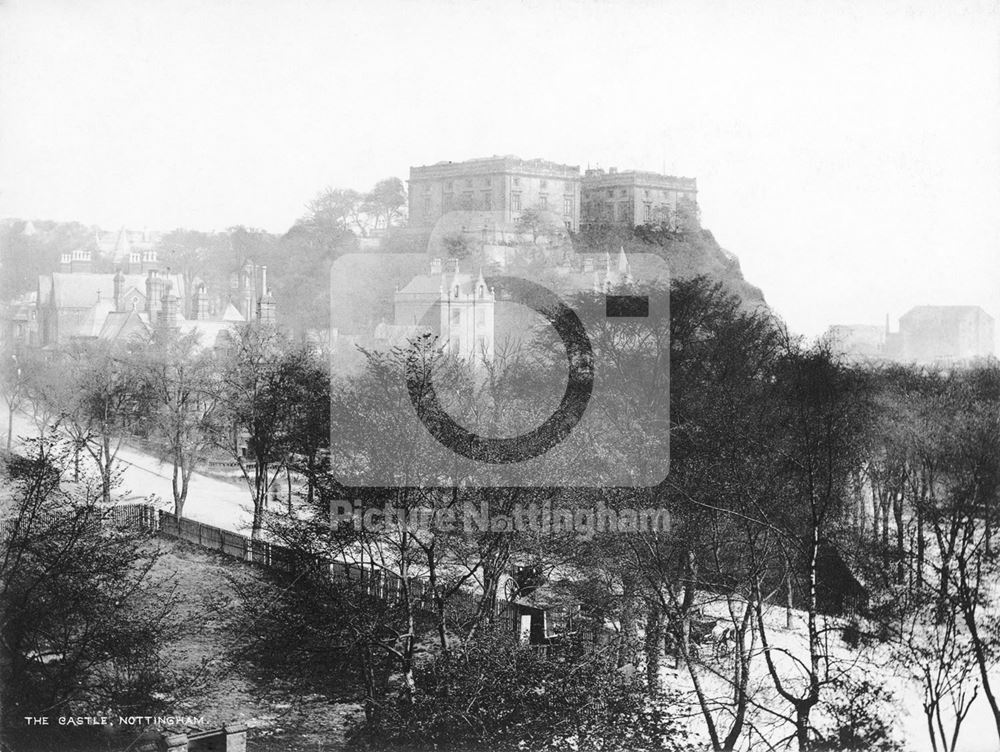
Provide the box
[580,167,697,229]
[408,156,582,232]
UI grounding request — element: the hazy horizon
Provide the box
[2,0,998,339]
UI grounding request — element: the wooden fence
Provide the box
[112,503,456,611]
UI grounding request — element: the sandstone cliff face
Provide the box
[578,224,766,309]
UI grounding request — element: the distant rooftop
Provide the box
[582,167,697,187]
[411,155,581,175]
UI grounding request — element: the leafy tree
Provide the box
[155,229,230,317]
[442,232,470,260]
[0,440,177,745]
[57,340,152,503]
[0,220,94,300]
[214,323,319,538]
[1,351,28,453]
[364,177,407,234]
[140,329,219,516]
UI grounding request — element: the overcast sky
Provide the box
[1,0,998,339]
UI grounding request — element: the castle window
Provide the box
[539,195,548,209]
[644,203,652,221]
[513,177,520,186]
[482,192,492,210]
[424,196,431,214]
[511,192,522,211]
[563,197,573,216]
[539,180,548,189]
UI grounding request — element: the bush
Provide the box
[350,628,695,751]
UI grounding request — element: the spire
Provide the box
[116,226,131,261]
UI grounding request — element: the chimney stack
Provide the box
[193,283,210,320]
[113,269,125,311]
[141,249,159,274]
[158,279,179,332]
[70,249,92,274]
[256,266,275,326]
[145,270,164,318]
[257,288,276,326]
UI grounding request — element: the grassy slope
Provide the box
[144,537,362,752]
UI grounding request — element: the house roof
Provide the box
[98,310,152,342]
[177,318,236,349]
[48,273,185,309]
[221,302,245,322]
[76,298,117,337]
[900,305,993,324]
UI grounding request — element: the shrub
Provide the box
[351,628,695,751]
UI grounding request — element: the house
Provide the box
[35,253,274,350]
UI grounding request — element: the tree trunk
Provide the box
[893,490,905,584]
[644,603,663,693]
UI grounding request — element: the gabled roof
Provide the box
[221,302,245,322]
[98,310,152,342]
[49,273,185,309]
[177,318,236,349]
[76,299,117,338]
